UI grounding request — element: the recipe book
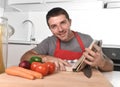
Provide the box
[65,40,102,72]
[72,40,102,72]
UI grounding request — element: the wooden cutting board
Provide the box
[0,69,113,87]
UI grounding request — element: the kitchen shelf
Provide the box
[7,1,103,12]
[8,0,73,5]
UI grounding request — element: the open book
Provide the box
[65,40,102,72]
[72,40,102,72]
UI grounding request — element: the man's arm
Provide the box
[83,44,114,72]
[98,54,114,72]
[20,50,71,71]
[20,50,45,61]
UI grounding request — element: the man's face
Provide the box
[48,14,72,41]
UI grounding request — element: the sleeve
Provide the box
[78,32,93,48]
[83,35,93,48]
[32,37,50,55]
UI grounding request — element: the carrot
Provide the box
[12,66,43,79]
[5,67,35,80]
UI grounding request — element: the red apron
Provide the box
[54,32,85,60]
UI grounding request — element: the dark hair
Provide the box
[46,7,70,26]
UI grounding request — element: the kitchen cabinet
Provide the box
[6,0,103,12]
[102,0,120,2]
[101,0,120,8]
[7,44,36,67]
[8,0,97,5]
[8,0,43,4]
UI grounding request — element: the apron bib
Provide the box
[54,31,85,60]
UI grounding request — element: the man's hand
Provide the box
[42,56,72,71]
[83,44,105,68]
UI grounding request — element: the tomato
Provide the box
[30,62,41,71]
[29,56,42,64]
[35,63,48,76]
[45,62,56,74]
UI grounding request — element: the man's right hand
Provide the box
[42,56,72,71]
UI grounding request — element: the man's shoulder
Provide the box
[76,31,87,35]
[76,31,91,38]
[76,31,93,47]
[42,35,57,44]
[47,35,57,41]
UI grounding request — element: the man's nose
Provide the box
[57,26,63,31]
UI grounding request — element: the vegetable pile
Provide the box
[5,56,56,80]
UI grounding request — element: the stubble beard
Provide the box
[60,30,74,42]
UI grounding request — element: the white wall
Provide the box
[69,9,120,45]
[29,8,120,46]
[5,1,120,46]
[5,12,30,41]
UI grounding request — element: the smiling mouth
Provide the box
[59,31,66,36]
[60,34,65,37]
[59,32,66,38]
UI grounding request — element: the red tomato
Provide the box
[35,63,48,76]
[45,62,56,74]
[30,62,41,71]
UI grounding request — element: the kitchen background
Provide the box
[0,0,120,70]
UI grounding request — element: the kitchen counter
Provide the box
[8,40,38,45]
[0,69,113,87]
[103,71,120,87]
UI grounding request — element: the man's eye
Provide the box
[50,25,56,29]
[61,20,67,25]
[61,21,66,24]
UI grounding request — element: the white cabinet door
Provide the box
[7,44,36,67]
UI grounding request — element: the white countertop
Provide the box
[8,40,38,45]
[103,71,120,87]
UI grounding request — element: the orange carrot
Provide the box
[12,66,43,79]
[5,67,35,80]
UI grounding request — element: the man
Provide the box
[21,7,113,71]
